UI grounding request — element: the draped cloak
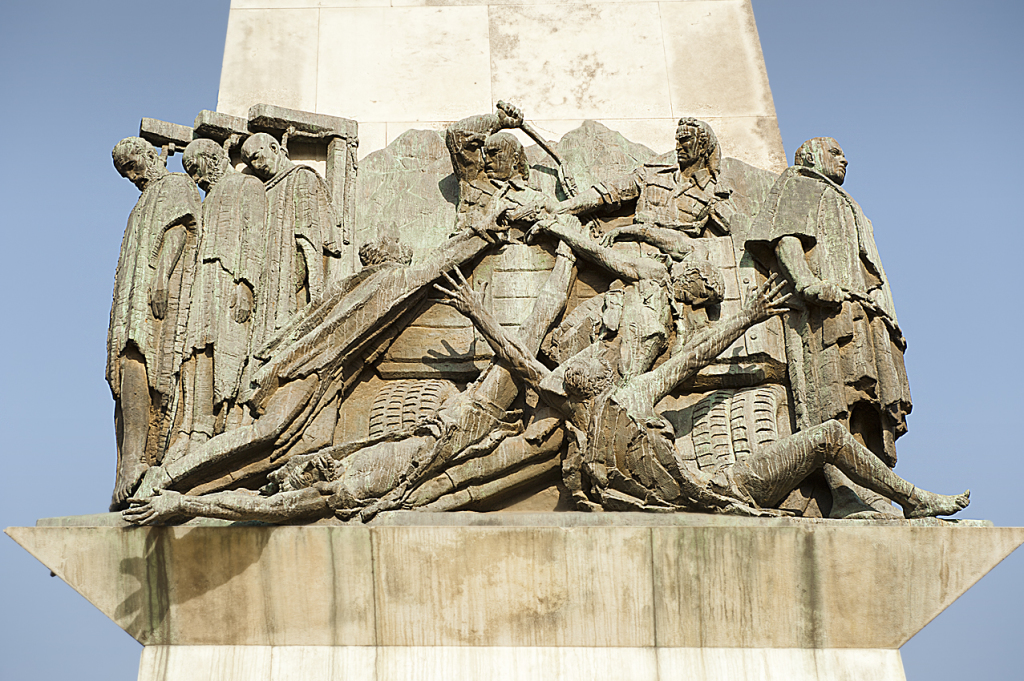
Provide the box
[747,166,911,465]
[107,172,200,400]
[182,172,267,405]
[250,164,342,361]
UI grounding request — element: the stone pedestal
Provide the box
[7,514,1023,681]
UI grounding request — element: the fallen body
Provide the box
[124,215,580,525]
[433,258,969,519]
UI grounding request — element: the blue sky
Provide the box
[1,1,1022,679]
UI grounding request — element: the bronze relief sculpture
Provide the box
[107,104,967,525]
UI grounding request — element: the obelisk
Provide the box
[217,0,786,171]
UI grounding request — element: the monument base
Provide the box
[138,646,906,681]
[8,513,1023,681]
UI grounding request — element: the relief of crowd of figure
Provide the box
[109,102,969,526]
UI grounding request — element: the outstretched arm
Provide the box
[638,275,792,404]
[601,225,706,261]
[123,487,330,525]
[434,268,553,393]
[532,216,666,282]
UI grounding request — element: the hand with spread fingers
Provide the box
[743,273,794,321]
[433,267,486,317]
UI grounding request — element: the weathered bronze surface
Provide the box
[107,106,967,525]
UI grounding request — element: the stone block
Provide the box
[488,4,673,121]
[138,646,378,681]
[217,0,787,167]
[11,519,1018,679]
[376,646,659,681]
[661,1,776,119]
[140,118,194,148]
[6,526,377,646]
[655,648,906,681]
[370,526,655,646]
[218,8,320,116]
[193,110,248,142]
[315,7,493,122]
[651,525,1024,649]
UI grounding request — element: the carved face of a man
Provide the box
[183,139,230,192]
[112,137,161,191]
[796,137,848,186]
[242,132,289,181]
[670,259,725,308]
[675,125,703,169]
[483,132,526,182]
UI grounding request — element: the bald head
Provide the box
[241,132,291,180]
[794,137,848,185]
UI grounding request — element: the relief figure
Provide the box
[167,139,267,458]
[436,252,968,520]
[241,132,343,361]
[550,118,735,236]
[749,137,912,518]
[108,137,201,509]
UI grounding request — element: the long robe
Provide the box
[107,172,200,401]
[748,166,911,466]
[182,172,266,406]
[250,164,341,361]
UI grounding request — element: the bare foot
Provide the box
[110,459,149,511]
[904,489,971,519]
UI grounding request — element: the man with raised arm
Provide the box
[123,217,579,525]
[431,260,968,519]
[108,137,201,509]
[545,118,735,237]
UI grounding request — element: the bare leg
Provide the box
[823,465,896,518]
[734,420,969,518]
[825,405,898,517]
[111,354,151,509]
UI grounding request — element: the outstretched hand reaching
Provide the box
[434,266,486,317]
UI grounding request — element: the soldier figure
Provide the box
[553,118,735,237]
